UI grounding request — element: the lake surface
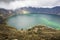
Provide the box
[7,14,60,30]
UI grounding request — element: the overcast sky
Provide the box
[0,0,60,9]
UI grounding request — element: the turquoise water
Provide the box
[7,14,60,30]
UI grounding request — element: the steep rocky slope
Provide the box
[0,24,60,40]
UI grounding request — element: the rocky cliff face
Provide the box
[0,8,14,19]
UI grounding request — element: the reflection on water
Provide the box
[7,14,60,30]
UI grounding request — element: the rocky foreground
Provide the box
[0,24,60,40]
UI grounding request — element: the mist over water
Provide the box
[7,14,60,30]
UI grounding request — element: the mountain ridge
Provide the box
[0,6,60,17]
[15,6,60,15]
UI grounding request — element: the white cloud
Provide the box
[0,0,60,9]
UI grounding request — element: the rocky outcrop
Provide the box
[0,25,60,40]
[0,24,18,40]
